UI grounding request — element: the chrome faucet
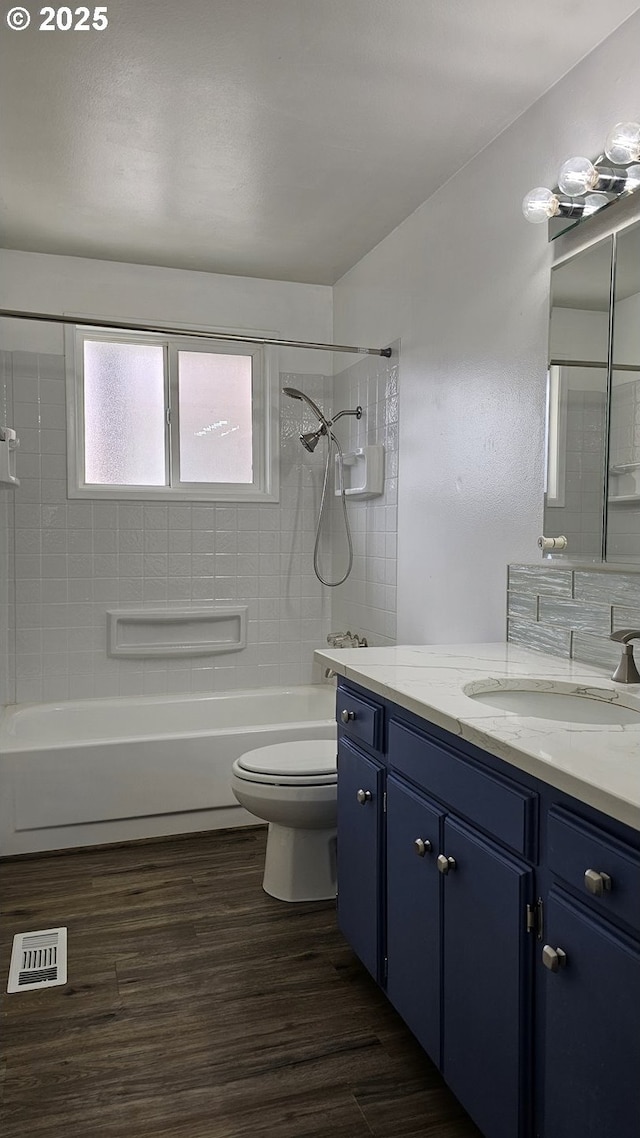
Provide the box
[326,630,368,649]
[610,629,640,683]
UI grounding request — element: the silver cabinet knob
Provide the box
[542,945,568,972]
[584,869,612,896]
[356,788,372,805]
[414,838,432,857]
[341,709,356,723]
[437,854,457,875]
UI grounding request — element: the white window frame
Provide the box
[65,325,279,502]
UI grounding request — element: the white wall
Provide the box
[333,10,640,645]
[0,249,333,375]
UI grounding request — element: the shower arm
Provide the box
[329,407,362,425]
[315,406,363,434]
[308,408,362,450]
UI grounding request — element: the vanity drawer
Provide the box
[336,688,383,752]
[548,807,640,931]
[388,720,537,859]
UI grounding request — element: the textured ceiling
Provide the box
[1,0,639,284]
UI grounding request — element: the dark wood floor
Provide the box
[0,827,482,1138]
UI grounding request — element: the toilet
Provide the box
[231,739,337,902]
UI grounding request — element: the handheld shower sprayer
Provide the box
[282,386,361,445]
[282,386,362,586]
[282,387,332,436]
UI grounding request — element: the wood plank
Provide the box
[0,828,481,1138]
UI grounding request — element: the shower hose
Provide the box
[313,431,353,587]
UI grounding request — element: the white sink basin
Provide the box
[465,683,640,725]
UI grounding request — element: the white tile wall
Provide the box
[8,353,335,702]
[329,346,399,646]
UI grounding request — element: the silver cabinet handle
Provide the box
[584,869,612,896]
[341,709,356,723]
[356,788,372,805]
[542,945,568,972]
[437,854,457,875]
[414,838,432,857]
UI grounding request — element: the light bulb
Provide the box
[604,121,640,165]
[558,157,598,196]
[522,186,560,223]
[582,193,608,216]
[623,163,640,192]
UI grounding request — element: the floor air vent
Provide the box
[7,927,67,993]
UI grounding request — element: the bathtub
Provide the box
[0,685,337,856]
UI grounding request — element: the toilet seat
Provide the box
[233,740,337,787]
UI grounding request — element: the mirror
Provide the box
[606,223,640,561]
[545,237,612,560]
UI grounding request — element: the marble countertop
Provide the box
[314,642,640,831]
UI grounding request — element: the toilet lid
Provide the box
[237,739,336,778]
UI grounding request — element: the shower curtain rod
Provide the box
[0,308,392,358]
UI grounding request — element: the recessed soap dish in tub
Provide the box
[335,445,384,499]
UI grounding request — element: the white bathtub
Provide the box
[0,685,337,856]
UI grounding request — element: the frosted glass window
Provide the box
[67,326,277,501]
[83,340,166,485]
[178,351,253,483]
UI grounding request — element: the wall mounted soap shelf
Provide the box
[106,607,248,658]
[335,444,384,500]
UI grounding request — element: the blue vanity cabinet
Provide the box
[334,677,640,1138]
[541,808,640,1138]
[441,815,533,1138]
[541,890,640,1138]
[386,775,443,1065]
[386,721,534,1138]
[336,737,385,982]
[386,775,533,1138]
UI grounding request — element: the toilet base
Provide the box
[263,822,337,902]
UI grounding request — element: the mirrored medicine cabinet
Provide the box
[544,218,640,563]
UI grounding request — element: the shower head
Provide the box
[282,386,332,433]
[300,429,323,453]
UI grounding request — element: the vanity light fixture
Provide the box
[522,187,606,224]
[522,120,640,226]
[605,121,640,165]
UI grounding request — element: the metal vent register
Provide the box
[7,927,67,993]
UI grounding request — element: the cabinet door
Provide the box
[542,890,640,1138]
[337,739,384,981]
[386,776,443,1066]
[442,816,533,1138]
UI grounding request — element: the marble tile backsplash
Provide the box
[507,562,640,671]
